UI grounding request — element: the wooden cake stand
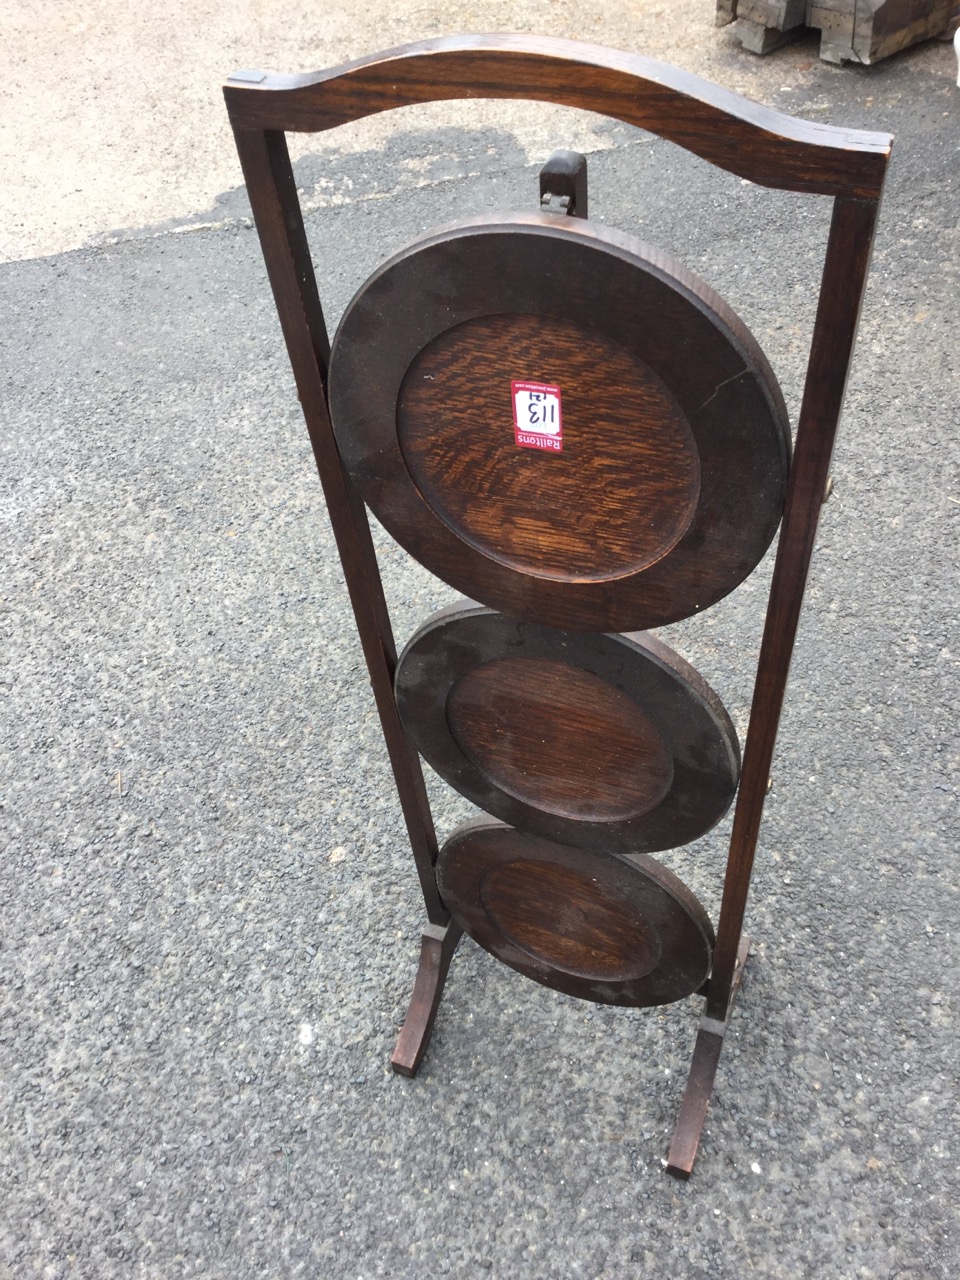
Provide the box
[224,35,891,1177]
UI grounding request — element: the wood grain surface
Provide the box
[436,820,714,1006]
[224,35,891,200]
[481,858,660,981]
[228,36,890,1170]
[395,602,740,854]
[446,656,673,822]
[330,215,791,632]
[399,313,699,581]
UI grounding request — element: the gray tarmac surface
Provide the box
[2,23,959,1280]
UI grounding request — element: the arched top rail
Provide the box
[225,34,891,200]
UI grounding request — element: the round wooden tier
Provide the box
[395,602,741,855]
[437,821,715,1007]
[328,213,790,633]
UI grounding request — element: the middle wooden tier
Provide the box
[395,602,741,856]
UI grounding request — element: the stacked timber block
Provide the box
[718,0,958,63]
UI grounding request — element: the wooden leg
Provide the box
[665,933,751,1179]
[736,17,806,54]
[391,920,463,1077]
[716,0,738,26]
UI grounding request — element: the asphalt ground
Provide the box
[0,0,879,263]
[2,24,959,1280]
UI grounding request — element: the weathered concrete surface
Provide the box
[2,4,959,1278]
[4,0,948,262]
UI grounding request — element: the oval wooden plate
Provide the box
[395,602,741,855]
[329,214,790,632]
[437,821,714,1007]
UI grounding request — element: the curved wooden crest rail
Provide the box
[224,35,891,1178]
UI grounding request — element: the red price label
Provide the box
[512,380,563,452]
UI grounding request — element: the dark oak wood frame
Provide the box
[224,34,891,1178]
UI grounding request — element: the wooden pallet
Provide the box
[719,0,957,63]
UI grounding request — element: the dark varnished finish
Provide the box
[705,195,884,1023]
[666,932,751,1179]
[668,195,887,1165]
[225,37,891,1173]
[447,657,674,821]
[437,821,715,1007]
[400,312,700,582]
[224,35,890,199]
[228,126,455,1075]
[229,127,446,926]
[391,920,463,1077]
[330,216,791,632]
[394,602,741,854]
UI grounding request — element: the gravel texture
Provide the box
[2,38,958,1280]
